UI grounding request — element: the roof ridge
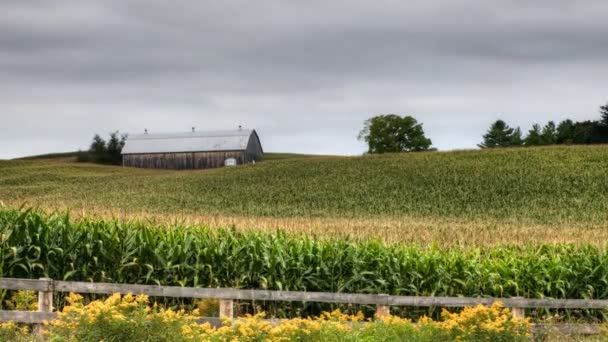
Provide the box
[129,129,253,140]
[121,129,256,154]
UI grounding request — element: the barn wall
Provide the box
[245,132,264,162]
[123,151,246,170]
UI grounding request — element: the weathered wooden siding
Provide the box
[245,132,264,162]
[122,130,264,170]
[123,151,246,170]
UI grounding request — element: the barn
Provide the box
[121,128,263,170]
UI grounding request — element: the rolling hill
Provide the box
[1,146,607,245]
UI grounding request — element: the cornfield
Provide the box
[2,208,608,303]
[2,146,608,226]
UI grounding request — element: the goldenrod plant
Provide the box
[39,294,530,341]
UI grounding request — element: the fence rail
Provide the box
[0,277,605,335]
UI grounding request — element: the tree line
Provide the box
[359,102,608,153]
[479,103,608,148]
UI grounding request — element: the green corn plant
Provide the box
[2,208,608,320]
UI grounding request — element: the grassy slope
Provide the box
[15,151,83,160]
[1,146,608,244]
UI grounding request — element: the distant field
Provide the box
[15,151,84,160]
[2,146,608,246]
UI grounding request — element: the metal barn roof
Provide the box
[121,129,256,154]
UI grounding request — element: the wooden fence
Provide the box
[0,277,605,335]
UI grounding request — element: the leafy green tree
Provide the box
[524,124,543,146]
[478,120,523,148]
[572,121,596,144]
[540,121,557,145]
[556,119,576,144]
[358,114,432,153]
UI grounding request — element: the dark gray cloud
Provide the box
[1,0,608,158]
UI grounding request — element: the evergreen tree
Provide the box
[540,121,557,145]
[478,120,522,148]
[601,102,608,126]
[89,135,108,164]
[524,124,543,146]
[512,127,524,146]
[596,102,608,143]
[107,131,128,165]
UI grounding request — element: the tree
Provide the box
[572,121,595,144]
[556,119,576,144]
[540,121,557,145]
[601,102,608,126]
[512,127,524,146]
[107,131,128,165]
[595,102,608,143]
[524,124,543,146]
[478,120,523,148]
[90,134,108,164]
[358,114,432,153]
[88,131,127,165]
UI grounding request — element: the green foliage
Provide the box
[556,120,576,144]
[524,124,543,146]
[44,296,529,342]
[2,208,608,305]
[1,146,608,227]
[478,120,523,148]
[4,290,38,311]
[48,293,199,342]
[600,102,608,126]
[541,121,557,145]
[89,134,108,164]
[358,114,432,153]
[487,100,608,147]
[106,131,126,165]
[75,149,91,163]
[525,122,557,146]
[88,131,127,165]
[0,322,33,342]
[572,121,597,144]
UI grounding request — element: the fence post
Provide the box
[219,299,234,320]
[510,297,525,320]
[375,294,390,318]
[35,278,54,334]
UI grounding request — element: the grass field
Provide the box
[1,146,608,246]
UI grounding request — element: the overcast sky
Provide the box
[1,0,607,159]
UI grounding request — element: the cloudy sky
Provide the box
[1,0,607,159]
